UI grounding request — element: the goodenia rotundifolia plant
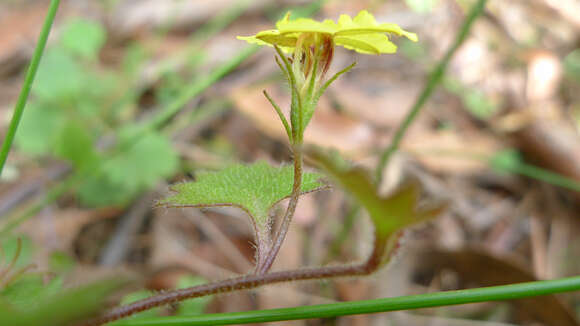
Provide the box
[84,10,439,326]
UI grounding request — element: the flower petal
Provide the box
[335,10,418,42]
[237,10,416,55]
[335,33,397,54]
[237,30,296,52]
[276,12,338,35]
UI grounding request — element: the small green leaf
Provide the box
[77,172,134,207]
[14,103,66,155]
[0,275,62,311]
[53,121,98,170]
[32,47,86,101]
[159,161,324,228]
[60,19,106,60]
[107,131,180,196]
[307,147,445,266]
[25,278,126,326]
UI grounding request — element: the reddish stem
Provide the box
[257,146,303,274]
[82,230,390,326]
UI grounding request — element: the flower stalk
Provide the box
[83,10,421,325]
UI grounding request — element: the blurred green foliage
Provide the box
[405,0,439,13]
[0,277,124,326]
[444,78,499,119]
[15,19,179,207]
[564,49,580,84]
[0,236,121,326]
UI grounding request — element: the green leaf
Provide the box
[24,278,126,326]
[60,19,106,60]
[105,131,180,196]
[53,121,98,170]
[14,103,66,155]
[159,161,324,228]
[0,275,62,311]
[77,172,134,207]
[307,147,445,266]
[32,47,86,101]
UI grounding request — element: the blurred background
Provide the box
[1,0,580,325]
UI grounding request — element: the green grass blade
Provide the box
[375,0,488,183]
[114,276,580,325]
[514,163,580,192]
[0,0,61,177]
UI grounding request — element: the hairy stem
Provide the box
[83,237,383,326]
[257,145,303,274]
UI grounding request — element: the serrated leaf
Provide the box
[307,147,445,266]
[60,19,106,59]
[159,161,325,228]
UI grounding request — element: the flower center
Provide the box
[291,33,334,90]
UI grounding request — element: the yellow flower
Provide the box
[237,10,417,55]
[237,10,418,142]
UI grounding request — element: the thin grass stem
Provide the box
[0,0,61,176]
[114,275,580,326]
[375,0,488,183]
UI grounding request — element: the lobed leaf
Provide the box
[158,161,325,228]
[307,147,445,265]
